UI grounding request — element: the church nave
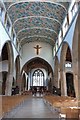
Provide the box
[3,97,59,118]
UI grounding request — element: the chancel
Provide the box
[34,45,42,55]
[0,0,80,119]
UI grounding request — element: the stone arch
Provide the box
[20,57,54,92]
[60,41,73,96]
[54,55,60,88]
[1,41,14,95]
[15,55,20,86]
[72,13,80,100]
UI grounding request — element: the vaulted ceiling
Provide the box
[4,0,70,47]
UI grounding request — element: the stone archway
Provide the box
[15,55,20,86]
[72,13,80,100]
[20,57,53,93]
[1,41,14,95]
[60,42,73,96]
[0,42,8,95]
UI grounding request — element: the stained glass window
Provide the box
[32,69,44,86]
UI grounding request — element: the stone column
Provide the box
[0,50,2,94]
[16,72,20,83]
[25,74,28,90]
[61,70,64,95]
[28,72,31,90]
[17,74,22,94]
[5,73,13,96]
[0,82,2,95]
[0,73,2,95]
[61,71,67,96]
[78,75,80,107]
[74,74,78,98]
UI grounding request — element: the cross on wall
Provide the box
[34,45,42,55]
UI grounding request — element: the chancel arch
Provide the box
[20,57,53,92]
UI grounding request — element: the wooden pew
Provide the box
[0,96,2,118]
[60,107,80,118]
[43,95,80,119]
[1,95,30,117]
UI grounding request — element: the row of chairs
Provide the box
[21,90,32,95]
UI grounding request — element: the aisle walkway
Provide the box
[3,97,59,118]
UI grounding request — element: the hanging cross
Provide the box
[34,45,42,55]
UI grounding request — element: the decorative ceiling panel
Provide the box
[17,28,57,41]
[14,17,60,34]
[6,2,66,24]
[20,36,55,46]
[3,1,70,47]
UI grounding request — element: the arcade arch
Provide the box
[72,13,80,100]
[60,42,75,97]
[1,41,14,95]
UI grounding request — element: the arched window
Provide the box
[6,19,10,32]
[0,6,4,17]
[32,69,44,86]
[13,32,15,41]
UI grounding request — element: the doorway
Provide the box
[66,73,75,97]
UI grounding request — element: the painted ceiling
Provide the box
[4,0,70,47]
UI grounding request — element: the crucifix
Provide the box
[34,45,42,55]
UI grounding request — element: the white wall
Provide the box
[21,42,54,70]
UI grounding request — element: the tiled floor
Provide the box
[3,97,59,118]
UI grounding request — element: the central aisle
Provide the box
[3,97,59,118]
